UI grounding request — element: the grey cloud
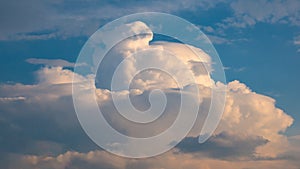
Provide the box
[198,0,300,46]
[176,132,269,160]
[66,157,120,169]
[0,0,60,40]
[0,0,223,40]
[1,0,299,42]
[0,87,98,155]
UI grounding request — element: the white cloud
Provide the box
[217,80,293,158]
[36,66,86,85]
[0,96,26,102]
[207,35,231,44]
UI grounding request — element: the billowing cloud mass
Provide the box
[0,21,298,168]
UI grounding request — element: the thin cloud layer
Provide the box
[1,0,299,41]
[0,0,222,40]
[227,0,300,27]
[26,58,77,68]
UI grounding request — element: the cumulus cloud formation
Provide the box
[219,81,293,158]
[70,20,222,157]
[0,65,297,168]
[0,21,298,168]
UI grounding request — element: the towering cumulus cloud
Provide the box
[0,22,297,168]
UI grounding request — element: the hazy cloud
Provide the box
[0,0,224,40]
[26,58,76,67]
[222,0,300,28]
[294,35,300,52]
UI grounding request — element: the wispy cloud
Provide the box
[26,58,75,67]
[0,96,26,102]
[0,0,223,40]
[26,58,86,67]
[294,35,300,52]
[219,0,300,29]
[225,67,246,72]
[2,0,299,43]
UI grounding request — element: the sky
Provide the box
[0,0,300,168]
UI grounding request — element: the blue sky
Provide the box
[0,0,300,168]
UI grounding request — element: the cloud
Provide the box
[294,35,300,52]
[294,36,300,45]
[2,0,298,50]
[180,79,293,159]
[224,81,293,158]
[0,21,298,168]
[0,96,26,102]
[282,136,300,162]
[95,21,213,92]
[177,132,268,160]
[0,0,225,40]
[1,0,299,42]
[4,148,300,169]
[73,21,217,156]
[207,35,231,44]
[26,58,80,68]
[0,61,297,169]
[0,20,214,156]
[221,0,300,28]
[196,25,249,45]
[0,67,99,157]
